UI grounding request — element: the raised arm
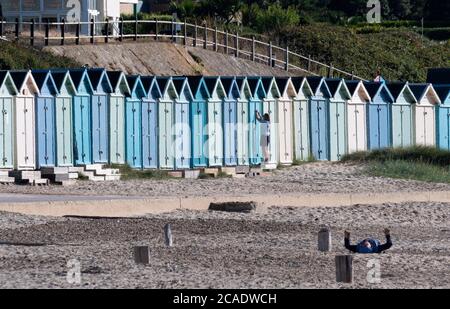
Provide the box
[344,231,358,253]
[255,110,263,122]
[377,229,393,253]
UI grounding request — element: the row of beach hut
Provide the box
[0,68,449,172]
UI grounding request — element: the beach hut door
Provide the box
[142,100,158,169]
[92,95,108,163]
[56,97,73,166]
[0,98,13,168]
[310,100,328,160]
[36,97,56,167]
[224,100,237,166]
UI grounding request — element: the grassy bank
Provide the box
[0,42,80,70]
[281,24,450,82]
[342,146,450,184]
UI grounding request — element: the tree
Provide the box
[170,0,198,19]
[255,3,300,37]
[388,0,412,19]
[197,0,244,24]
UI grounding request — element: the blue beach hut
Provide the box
[125,75,146,169]
[363,82,394,150]
[87,68,113,164]
[172,77,193,170]
[141,76,161,169]
[32,70,59,168]
[187,76,210,168]
[306,77,332,161]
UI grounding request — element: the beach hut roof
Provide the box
[291,77,313,97]
[220,77,240,99]
[31,70,59,95]
[9,70,40,95]
[363,82,394,103]
[427,68,450,85]
[51,70,77,95]
[274,77,296,98]
[156,77,178,99]
[203,76,226,98]
[87,68,112,92]
[387,82,416,103]
[235,77,252,100]
[247,77,266,98]
[126,75,147,98]
[66,69,94,94]
[172,77,194,100]
[434,85,450,103]
[107,71,131,95]
[326,78,351,99]
[409,83,441,104]
[345,80,371,101]
[0,71,18,95]
[306,76,332,97]
[140,76,162,99]
[186,76,210,99]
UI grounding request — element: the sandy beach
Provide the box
[0,202,449,289]
[0,162,449,289]
[1,163,450,198]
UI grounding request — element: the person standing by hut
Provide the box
[256,111,271,163]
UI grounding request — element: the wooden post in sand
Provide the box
[164,224,173,247]
[318,227,332,252]
[335,255,353,283]
[134,246,150,264]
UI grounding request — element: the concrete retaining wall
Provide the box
[1,191,449,217]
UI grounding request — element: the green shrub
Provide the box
[341,146,450,167]
[366,160,450,184]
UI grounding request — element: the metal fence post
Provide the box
[90,18,95,44]
[171,18,175,42]
[61,18,65,46]
[105,19,109,43]
[15,18,19,41]
[134,17,138,41]
[307,55,312,72]
[76,22,80,45]
[268,41,273,67]
[183,20,187,46]
[235,31,239,57]
[0,18,3,39]
[203,21,207,49]
[120,18,124,42]
[194,21,197,47]
[252,36,256,62]
[285,45,289,71]
[225,31,229,54]
[155,18,159,41]
[214,27,218,52]
[30,19,35,46]
[45,21,50,46]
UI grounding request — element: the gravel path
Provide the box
[0,202,449,289]
[1,163,450,198]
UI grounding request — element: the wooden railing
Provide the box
[0,18,367,81]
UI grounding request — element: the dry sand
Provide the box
[0,162,449,289]
[1,163,450,198]
[0,202,449,289]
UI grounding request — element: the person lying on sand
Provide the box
[344,229,392,254]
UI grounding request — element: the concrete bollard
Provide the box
[335,255,353,283]
[318,227,332,252]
